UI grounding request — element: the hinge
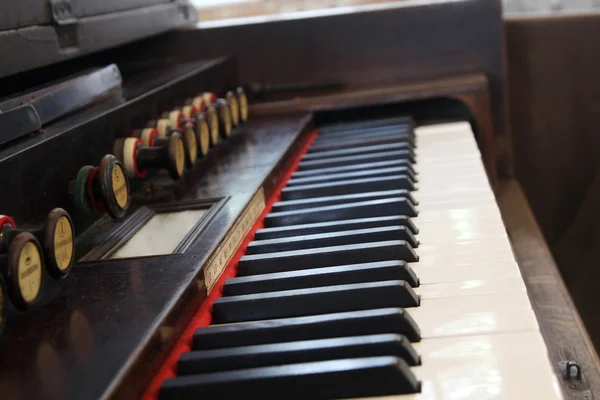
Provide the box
[48,0,78,48]
[557,361,593,399]
[49,0,76,25]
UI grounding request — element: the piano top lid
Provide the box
[0,0,198,79]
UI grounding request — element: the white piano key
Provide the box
[413,205,505,224]
[412,292,540,339]
[415,121,479,142]
[410,247,516,268]
[339,121,561,399]
[418,240,512,255]
[357,332,563,400]
[417,177,495,194]
[415,262,522,284]
[416,276,527,300]
[417,190,496,205]
[416,231,509,245]
[415,208,505,231]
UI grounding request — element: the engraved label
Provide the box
[18,241,42,304]
[200,121,210,154]
[225,108,232,135]
[186,125,197,161]
[210,112,219,143]
[112,164,129,209]
[230,97,239,125]
[175,140,185,176]
[54,216,73,271]
[240,93,248,121]
[204,188,266,293]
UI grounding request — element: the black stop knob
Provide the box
[115,133,186,181]
[216,99,232,139]
[237,87,249,122]
[226,91,240,127]
[0,232,44,310]
[69,155,131,220]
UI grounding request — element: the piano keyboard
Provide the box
[158,119,564,399]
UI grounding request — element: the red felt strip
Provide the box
[141,129,318,400]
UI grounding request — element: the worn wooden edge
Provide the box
[498,178,600,398]
[251,74,499,188]
[249,74,489,116]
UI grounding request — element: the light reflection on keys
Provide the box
[372,122,563,400]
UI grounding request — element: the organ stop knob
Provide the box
[0,228,44,310]
[205,104,220,146]
[0,209,74,279]
[70,155,131,219]
[174,106,210,158]
[192,112,211,157]
[42,208,75,278]
[225,91,240,127]
[114,133,186,181]
[237,87,249,123]
[215,99,233,139]
[150,118,197,168]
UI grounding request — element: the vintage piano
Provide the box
[1,0,599,399]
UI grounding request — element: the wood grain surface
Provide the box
[499,179,600,399]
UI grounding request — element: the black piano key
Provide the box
[193,308,421,349]
[291,159,418,178]
[280,175,416,201]
[302,142,414,162]
[319,124,414,140]
[246,226,418,255]
[238,240,418,276]
[160,356,420,400]
[311,132,415,152]
[315,123,414,141]
[255,216,418,240]
[265,198,417,227]
[223,261,419,296]
[319,116,413,134]
[177,334,420,376]
[286,166,416,187]
[297,150,415,171]
[213,280,420,323]
[271,189,418,212]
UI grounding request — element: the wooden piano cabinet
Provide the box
[498,180,600,399]
[506,13,600,366]
[163,0,510,178]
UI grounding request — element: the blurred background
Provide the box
[193,0,600,24]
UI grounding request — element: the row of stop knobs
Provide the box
[0,90,246,333]
[0,208,75,334]
[115,88,247,181]
[67,89,248,221]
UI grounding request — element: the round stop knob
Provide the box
[216,99,232,139]
[226,91,240,127]
[43,208,75,278]
[237,87,249,122]
[3,232,44,310]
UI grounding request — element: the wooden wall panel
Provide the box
[506,14,600,352]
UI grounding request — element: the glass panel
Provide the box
[109,209,208,259]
